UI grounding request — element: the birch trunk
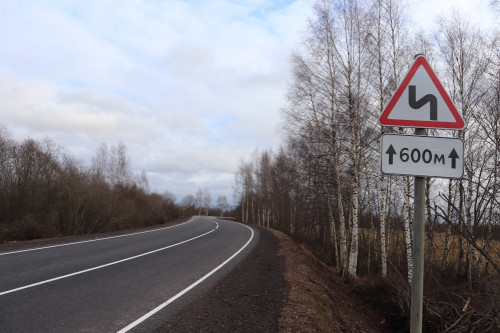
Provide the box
[348,185,359,280]
[252,195,256,226]
[484,146,498,277]
[465,170,480,284]
[242,196,246,223]
[368,214,377,274]
[266,206,270,228]
[327,195,340,269]
[257,199,261,226]
[347,130,360,281]
[441,180,453,272]
[484,223,492,278]
[336,151,348,275]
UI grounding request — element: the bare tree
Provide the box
[181,194,195,207]
[216,195,229,216]
[434,11,492,284]
[365,0,410,278]
[195,188,204,216]
[203,187,212,216]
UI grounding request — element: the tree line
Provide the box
[234,0,499,330]
[0,119,232,243]
[0,125,180,242]
[179,187,230,217]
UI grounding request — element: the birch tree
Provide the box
[435,12,492,283]
[284,0,350,272]
[203,187,211,216]
[195,188,204,216]
[365,0,410,278]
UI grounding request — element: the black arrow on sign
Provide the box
[386,144,396,165]
[448,149,459,169]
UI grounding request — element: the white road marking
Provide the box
[0,218,195,256]
[0,219,217,296]
[117,220,255,333]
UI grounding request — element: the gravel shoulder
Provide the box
[158,226,289,332]
[159,226,385,332]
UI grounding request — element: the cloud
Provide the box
[0,0,313,201]
[166,44,215,77]
[407,0,497,33]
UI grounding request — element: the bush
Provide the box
[0,214,57,242]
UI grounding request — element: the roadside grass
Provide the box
[358,227,500,280]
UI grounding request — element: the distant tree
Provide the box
[180,194,196,216]
[162,191,176,204]
[181,194,195,207]
[235,160,254,224]
[195,188,204,215]
[109,141,131,186]
[136,170,150,193]
[216,195,229,216]
[203,187,212,216]
[91,142,108,182]
[91,141,132,186]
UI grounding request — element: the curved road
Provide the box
[0,217,257,332]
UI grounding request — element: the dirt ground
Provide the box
[160,227,387,332]
[273,228,384,332]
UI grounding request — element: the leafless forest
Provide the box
[0,128,230,241]
[0,132,182,240]
[234,0,500,330]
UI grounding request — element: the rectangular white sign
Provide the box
[381,134,464,178]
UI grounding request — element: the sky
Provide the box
[0,0,497,205]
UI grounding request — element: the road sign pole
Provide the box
[410,127,426,333]
[379,52,464,332]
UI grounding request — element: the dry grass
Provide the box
[359,227,500,280]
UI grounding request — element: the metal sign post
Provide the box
[411,127,426,333]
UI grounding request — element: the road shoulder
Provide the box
[272,228,383,332]
[158,226,287,332]
[158,226,385,332]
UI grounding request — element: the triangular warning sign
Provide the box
[379,55,464,129]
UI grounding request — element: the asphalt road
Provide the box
[0,216,257,333]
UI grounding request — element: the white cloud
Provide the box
[1,0,494,204]
[0,0,313,201]
[407,0,497,33]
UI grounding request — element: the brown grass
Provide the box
[359,227,500,280]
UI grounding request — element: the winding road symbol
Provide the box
[409,85,437,121]
[379,55,464,129]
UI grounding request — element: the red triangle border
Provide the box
[379,56,465,129]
